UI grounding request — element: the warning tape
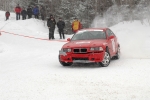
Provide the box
[0,30,67,42]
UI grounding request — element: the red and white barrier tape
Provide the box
[0,30,67,42]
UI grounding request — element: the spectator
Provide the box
[33,6,39,19]
[72,17,82,33]
[5,11,10,21]
[21,8,27,20]
[57,18,65,39]
[50,14,56,23]
[47,16,56,39]
[40,6,46,20]
[15,4,22,20]
[27,6,32,19]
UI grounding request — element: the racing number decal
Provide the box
[111,39,115,53]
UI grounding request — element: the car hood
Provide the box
[63,39,107,48]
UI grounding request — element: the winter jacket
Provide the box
[27,7,32,15]
[33,7,39,15]
[15,6,21,13]
[72,20,82,33]
[5,11,10,17]
[21,10,27,16]
[47,18,56,30]
[57,20,65,29]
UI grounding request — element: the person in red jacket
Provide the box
[72,18,82,33]
[15,4,22,20]
[5,11,10,21]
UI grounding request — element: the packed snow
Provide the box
[0,11,150,100]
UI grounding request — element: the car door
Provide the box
[106,29,117,56]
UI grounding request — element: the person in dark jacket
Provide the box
[40,6,46,20]
[57,18,65,39]
[47,16,56,39]
[21,8,27,20]
[50,14,56,23]
[33,6,39,19]
[27,6,32,19]
[14,4,22,20]
[5,11,10,20]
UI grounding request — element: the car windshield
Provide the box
[71,30,106,40]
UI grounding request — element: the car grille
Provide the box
[73,48,87,53]
[72,57,88,60]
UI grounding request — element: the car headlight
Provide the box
[90,47,103,51]
[62,48,71,52]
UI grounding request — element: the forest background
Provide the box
[0,0,150,34]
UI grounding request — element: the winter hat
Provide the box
[50,14,53,17]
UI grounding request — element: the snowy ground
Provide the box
[0,11,150,100]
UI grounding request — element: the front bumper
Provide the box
[59,51,105,63]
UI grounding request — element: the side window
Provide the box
[109,29,115,36]
[107,29,115,37]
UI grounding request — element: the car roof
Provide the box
[79,28,108,32]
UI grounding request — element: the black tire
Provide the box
[99,48,111,67]
[59,55,73,66]
[114,46,120,59]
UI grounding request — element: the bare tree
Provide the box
[0,0,10,11]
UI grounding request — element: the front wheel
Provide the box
[59,55,73,66]
[99,51,111,67]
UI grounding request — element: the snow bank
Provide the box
[0,42,3,53]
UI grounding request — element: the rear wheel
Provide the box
[99,49,111,67]
[59,55,73,66]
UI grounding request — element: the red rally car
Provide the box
[59,28,120,67]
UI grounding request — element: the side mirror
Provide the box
[108,35,114,40]
[67,38,71,41]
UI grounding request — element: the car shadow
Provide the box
[63,63,101,68]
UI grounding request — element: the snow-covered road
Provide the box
[0,11,150,100]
